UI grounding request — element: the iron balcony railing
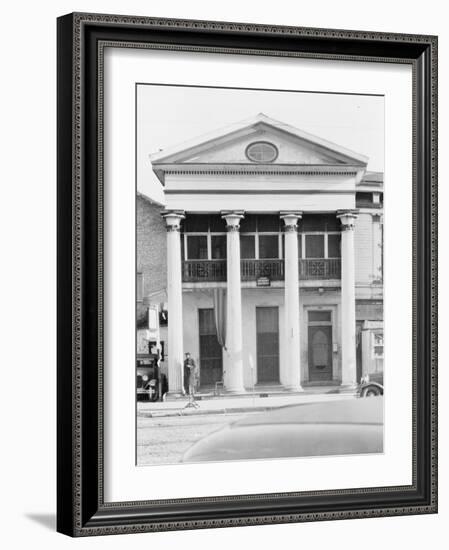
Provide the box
[241,259,284,281]
[183,260,227,282]
[299,258,341,279]
[182,258,341,282]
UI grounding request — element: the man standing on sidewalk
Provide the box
[183,352,198,396]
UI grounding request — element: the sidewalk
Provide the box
[137,388,357,418]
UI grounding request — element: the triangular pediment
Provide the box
[150,114,368,178]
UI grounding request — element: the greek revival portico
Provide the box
[161,207,359,393]
[152,113,368,394]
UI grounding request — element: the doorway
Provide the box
[256,306,280,383]
[198,308,223,387]
[307,310,333,382]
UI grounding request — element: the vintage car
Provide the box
[136,362,157,401]
[358,371,384,397]
[136,361,168,402]
[182,397,383,463]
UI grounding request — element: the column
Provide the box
[221,210,245,393]
[280,212,303,391]
[337,209,358,387]
[162,210,185,394]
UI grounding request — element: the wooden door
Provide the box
[198,309,223,386]
[308,325,333,382]
[256,307,280,383]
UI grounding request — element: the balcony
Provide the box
[299,258,341,279]
[182,258,341,283]
[241,259,284,281]
[183,260,227,282]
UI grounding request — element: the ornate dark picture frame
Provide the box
[57,12,438,537]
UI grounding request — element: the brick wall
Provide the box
[136,194,167,323]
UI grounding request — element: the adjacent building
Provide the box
[137,114,383,394]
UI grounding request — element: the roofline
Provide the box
[149,113,369,167]
[152,163,367,186]
[137,191,165,208]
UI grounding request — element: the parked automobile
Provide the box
[182,397,383,463]
[136,362,168,402]
[358,371,384,397]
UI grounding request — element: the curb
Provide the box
[138,405,279,418]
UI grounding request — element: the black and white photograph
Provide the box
[135,84,385,466]
[0,1,442,545]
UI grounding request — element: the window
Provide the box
[187,235,208,259]
[259,235,279,259]
[372,331,384,359]
[305,234,325,258]
[308,310,332,323]
[183,215,226,261]
[246,141,278,163]
[327,234,341,258]
[240,235,256,259]
[211,235,226,259]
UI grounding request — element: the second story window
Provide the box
[327,234,341,258]
[240,235,256,259]
[182,214,341,261]
[305,234,325,258]
[183,215,226,261]
[259,235,279,259]
[186,235,208,260]
[240,214,281,260]
[211,235,226,259]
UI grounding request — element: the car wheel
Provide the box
[361,386,381,397]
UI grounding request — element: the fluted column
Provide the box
[337,210,358,387]
[162,210,185,394]
[221,210,245,393]
[280,212,303,391]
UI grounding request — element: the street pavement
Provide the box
[137,412,249,465]
[137,389,357,418]
[137,390,359,465]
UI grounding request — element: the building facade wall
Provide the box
[136,194,167,322]
[182,287,345,389]
[137,194,384,390]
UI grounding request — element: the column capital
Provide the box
[161,210,185,231]
[280,211,303,231]
[337,209,359,230]
[221,210,245,231]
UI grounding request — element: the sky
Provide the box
[137,84,384,203]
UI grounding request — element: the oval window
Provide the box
[246,141,278,163]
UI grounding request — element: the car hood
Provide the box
[182,397,383,463]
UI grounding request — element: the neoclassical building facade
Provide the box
[144,114,383,394]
